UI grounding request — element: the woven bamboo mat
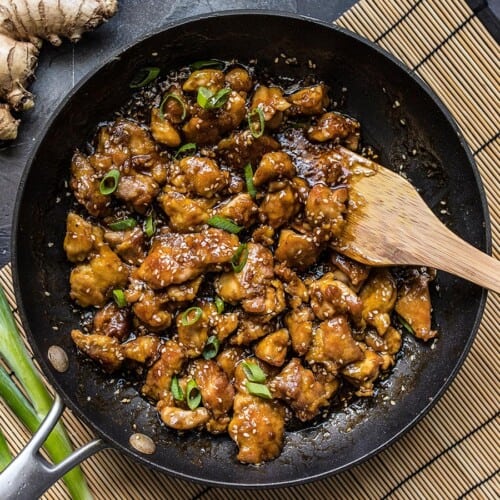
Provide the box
[1,0,498,498]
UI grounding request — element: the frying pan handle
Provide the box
[0,394,107,499]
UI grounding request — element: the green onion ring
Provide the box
[186,379,202,410]
[112,289,127,308]
[174,142,197,159]
[108,218,136,231]
[144,213,156,238]
[159,93,187,121]
[202,335,220,360]
[129,67,160,88]
[171,376,184,401]
[99,169,120,195]
[244,163,257,198]
[190,60,224,71]
[207,215,242,234]
[246,381,272,399]
[241,360,267,383]
[231,243,248,273]
[181,306,203,326]
[247,107,265,138]
[214,296,225,314]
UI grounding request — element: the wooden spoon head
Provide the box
[334,147,436,267]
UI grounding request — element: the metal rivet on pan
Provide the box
[129,433,156,455]
[47,345,69,373]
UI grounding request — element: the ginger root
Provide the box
[0,0,118,140]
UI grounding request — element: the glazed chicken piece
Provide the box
[216,243,285,317]
[274,264,309,308]
[158,85,186,124]
[70,245,128,307]
[306,316,363,373]
[330,251,371,290]
[274,229,321,269]
[342,349,382,397]
[250,85,291,129]
[305,184,348,239]
[217,130,280,169]
[182,69,225,92]
[150,107,181,147]
[259,181,301,229]
[173,156,229,198]
[213,193,258,227]
[254,328,289,367]
[176,301,215,357]
[225,67,253,93]
[395,271,436,341]
[142,340,186,400]
[284,305,314,355]
[230,317,274,346]
[131,288,172,331]
[309,272,363,324]
[136,229,239,289]
[288,84,329,116]
[64,213,102,263]
[211,312,239,342]
[359,269,397,335]
[121,336,161,364]
[216,346,245,379]
[228,391,285,464]
[308,111,360,150]
[157,397,210,431]
[384,326,403,355]
[189,359,235,419]
[253,151,296,187]
[158,189,210,232]
[252,225,275,247]
[70,152,111,217]
[163,277,203,303]
[104,226,146,266]
[271,358,339,421]
[115,173,159,214]
[71,330,124,372]
[92,302,130,341]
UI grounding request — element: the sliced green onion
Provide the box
[174,142,197,159]
[244,163,257,198]
[190,60,224,71]
[99,169,120,195]
[186,379,202,410]
[112,289,127,308]
[202,335,220,360]
[171,375,184,401]
[247,107,265,138]
[159,93,187,121]
[207,215,242,234]
[0,426,12,472]
[397,314,415,335]
[241,360,267,383]
[144,213,156,238]
[197,86,231,110]
[246,381,272,399]
[181,306,203,326]
[231,243,248,273]
[214,296,224,314]
[108,218,136,231]
[129,66,160,88]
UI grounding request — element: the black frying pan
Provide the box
[10,11,490,490]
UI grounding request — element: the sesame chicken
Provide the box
[66,60,437,465]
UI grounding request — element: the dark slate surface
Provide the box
[0,0,497,267]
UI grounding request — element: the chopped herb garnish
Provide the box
[171,376,184,401]
[207,215,242,234]
[174,142,197,159]
[398,314,415,335]
[159,93,186,121]
[181,306,203,326]
[231,243,248,273]
[144,213,156,238]
[112,289,127,308]
[129,67,160,88]
[246,381,272,399]
[241,360,267,383]
[99,169,120,195]
[214,296,225,314]
[197,86,231,110]
[202,335,220,360]
[108,218,136,231]
[244,163,257,198]
[190,60,224,71]
[247,107,265,138]
[186,379,202,410]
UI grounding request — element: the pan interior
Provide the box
[12,13,488,487]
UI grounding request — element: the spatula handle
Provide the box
[422,224,500,293]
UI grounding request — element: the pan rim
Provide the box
[11,9,492,489]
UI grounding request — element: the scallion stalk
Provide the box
[0,286,92,499]
[0,426,12,472]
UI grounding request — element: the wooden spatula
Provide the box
[333,146,500,293]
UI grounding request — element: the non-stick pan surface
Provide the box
[12,12,490,488]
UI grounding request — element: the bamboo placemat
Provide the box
[1,0,498,498]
